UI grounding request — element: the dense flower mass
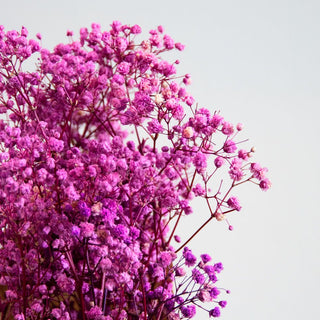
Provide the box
[0,22,270,319]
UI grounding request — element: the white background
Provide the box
[1,0,319,319]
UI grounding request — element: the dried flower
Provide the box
[0,22,269,319]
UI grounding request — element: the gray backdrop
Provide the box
[1,0,319,319]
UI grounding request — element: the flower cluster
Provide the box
[0,22,269,319]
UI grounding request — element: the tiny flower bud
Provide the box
[43,226,51,234]
[182,126,194,139]
[236,123,243,131]
[215,212,225,221]
[214,156,225,168]
[183,74,191,85]
[157,25,164,33]
[154,93,164,104]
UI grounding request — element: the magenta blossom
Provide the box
[0,22,269,319]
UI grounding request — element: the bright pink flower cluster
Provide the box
[0,22,270,319]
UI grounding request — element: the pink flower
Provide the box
[86,306,104,320]
[222,121,234,135]
[65,184,80,200]
[223,140,237,153]
[251,162,268,180]
[175,42,185,51]
[147,119,164,134]
[214,156,225,168]
[260,178,271,191]
[5,289,17,300]
[236,123,243,131]
[229,158,244,181]
[164,34,175,49]
[227,196,242,211]
[117,61,130,75]
[192,183,205,196]
[193,152,207,171]
[131,24,142,34]
[160,251,173,267]
[80,222,95,238]
[211,114,224,128]
[238,149,249,160]
[198,289,212,302]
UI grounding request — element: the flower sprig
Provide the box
[0,22,269,319]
